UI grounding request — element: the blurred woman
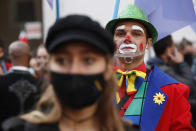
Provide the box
[6,15,138,131]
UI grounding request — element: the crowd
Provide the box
[0,4,195,131]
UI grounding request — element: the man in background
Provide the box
[147,35,196,91]
[0,41,40,130]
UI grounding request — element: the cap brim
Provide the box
[106,18,158,45]
[47,29,110,54]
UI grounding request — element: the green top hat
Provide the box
[106,5,158,45]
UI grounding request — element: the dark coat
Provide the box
[147,57,196,89]
[0,69,41,130]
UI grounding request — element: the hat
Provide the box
[106,5,158,44]
[45,15,115,55]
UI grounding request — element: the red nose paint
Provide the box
[125,35,131,41]
[140,43,143,51]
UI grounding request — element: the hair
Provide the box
[178,38,193,50]
[21,55,128,131]
[36,44,48,58]
[153,35,172,57]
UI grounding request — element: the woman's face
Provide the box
[49,42,108,75]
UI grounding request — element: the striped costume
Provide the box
[115,64,194,131]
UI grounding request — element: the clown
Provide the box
[113,21,151,69]
[106,5,194,131]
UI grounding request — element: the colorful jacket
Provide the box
[122,65,194,131]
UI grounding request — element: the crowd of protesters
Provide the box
[0,4,195,131]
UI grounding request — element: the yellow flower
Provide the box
[153,92,165,105]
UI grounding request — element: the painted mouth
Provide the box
[119,43,137,54]
[122,47,134,50]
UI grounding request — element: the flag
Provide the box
[148,0,196,40]
[162,0,196,21]
[134,0,162,15]
[47,0,53,10]
[18,29,28,44]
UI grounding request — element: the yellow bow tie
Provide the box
[116,69,146,93]
[115,69,146,103]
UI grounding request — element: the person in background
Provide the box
[178,38,196,67]
[147,35,196,89]
[177,38,196,129]
[28,45,50,93]
[0,39,11,75]
[106,5,194,130]
[0,41,40,131]
[4,15,138,131]
[35,45,49,78]
[178,38,196,80]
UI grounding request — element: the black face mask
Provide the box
[50,72,106,109]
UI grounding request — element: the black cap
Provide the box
[45,15,115,55]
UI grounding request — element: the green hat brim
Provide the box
[106,18,158,45]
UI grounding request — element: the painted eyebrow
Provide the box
[115,25,125,31]
[132,25,144,33]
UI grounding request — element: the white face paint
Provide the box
[115,25,125,31]
[119,43,137,54]
[114,24,146,61]
[132,25,144,34]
